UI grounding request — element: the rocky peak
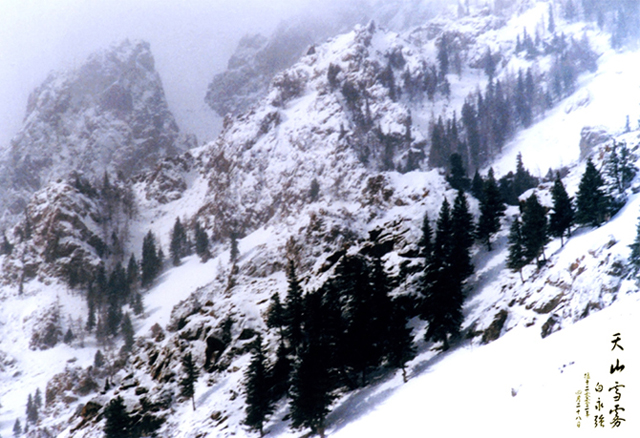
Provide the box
[0,39,185,224]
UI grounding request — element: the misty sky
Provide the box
[0,0,328,147]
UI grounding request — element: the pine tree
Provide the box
[284,260,304,355]
[421,198,465,350]
[520,193,549,264]
[269,341,292,403]
[630,215,640,278]
[548,3,556,33]
[180,351,199,411]
[170,217,188,266]
[94,349,105,368]
[477,168,506,250]
[126,254,139,291]
[194,222,211,262]
[507,217,528,283]
[86,285,96,332]
[132,292,144,316]
[1,231,13,256]
[447,153,470,191]
[26,394,37,424]
[266,292,286,342]
[384,298,416,382]
[121,313,135,353]
[244,334,272,437]
[575,158,610,228]
[34,388,42,410]
[604,141,637,208]
[63,328,74,345]
[141,231,160,288]
[549,174,574,246]
[471,170,484,201]
[450,189,475,279]
[104,396,132,438]
[230,233,240,264]
[13,418,21,437]
[513,152,538,197]
[289,295,335,438]
[418,212,433,260]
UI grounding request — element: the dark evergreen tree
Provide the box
[513,152,539,197]
[437,34,449,78]
[477,168,506,250]
[266,292,286,342]
[284,260,304,355]
[471,170,484,201]
[63,328,74,345]
[180,351,199,411]
[1,231,13,256]
[421,198,464,350]
[104,396,132,438]
[121,313,135,353]
[132,292,144,316]
[384,297,416,382]
[289,292,335,438]
[141,231,160,288]
[575,158,610,228]
[170,217,188,266]
[26,394,37,424]
[628,214,640,276]
[194,222,211,262]
[520,193,549,264]
[126,254,139,291]
[94,349,105,368]
[447,153,470,191]
[230,233,240,264]
[548,3,556,33]
[243,334,272,437]
[13,418,21,437]
[450,190,475,279]
[34,388,42,410]
[418,212,433,260]
[604,141,637,207]
[507,218,528,283]
[269,341,292,403]
[549,175,574,246]
[86,283,96,333]
[309,178,320,202]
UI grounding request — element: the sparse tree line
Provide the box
[428,30,598,171]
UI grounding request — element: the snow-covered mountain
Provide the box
[0,40,191,227]
[1,1,640,437]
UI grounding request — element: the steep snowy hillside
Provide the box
[1,1,640,438]
[0,40,191,227]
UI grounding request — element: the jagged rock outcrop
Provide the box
[0,40,186,225]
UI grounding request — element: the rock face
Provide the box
[0,40,184,224]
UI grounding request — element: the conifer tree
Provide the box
[180,351,199,411]
[141,231,160,288]
[194,222,211,262]
[450,189,475,279]
[13,418,21,437]
[104,396,132,438]
[604,141,637,207]
[86,284,96,333]
[269,341,292,403]
[26,394,38,424]
[507,217,528,283]
[419,212,433,260]
[447,153,470,192]
[549,174,574,245]
[170,217,188,266]
[477,168,506,250]
[244,334,272,437]
[121,313,135,353]
[94,349,105,368]
[230,233,240,264]
[628,214,640,276]
[63,328,74,345]
[520,193,549,264]
[266,292,286,342]
[384,298,416,382]
[421,198,464,350]
[126,254,139,291]
[513,152,538,197]
[289,291,335,438]
[284,260,304,355]
[34,388,42,410]
[575,158,610,228]
[471,170,484,201]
